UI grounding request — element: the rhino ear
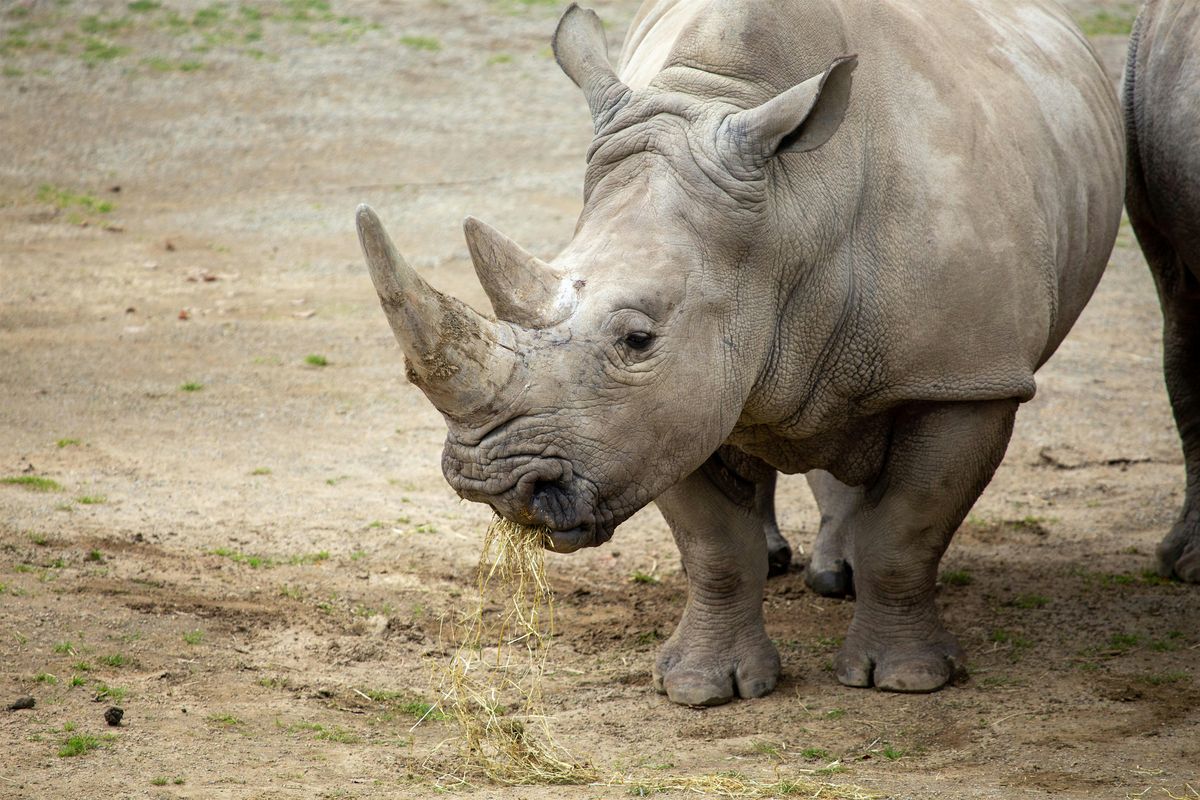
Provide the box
[725,55,857,162]
[552,3,632,132]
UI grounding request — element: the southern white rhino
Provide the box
[356,0,1124,703]
[1125,0,1200,583]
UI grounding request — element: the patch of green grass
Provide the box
[182,629,204,645]
[1075,6,1138,37]
[1107,633,1141,653]
[58,734,102,757]
[1138,671,1191,686]
[250,467,272,476]
[94,684,126,702]
[314,725,360,743]
[56,438,81,448]
[824,708,846,720]
[289,551,330,565]
[35,672,58,684]
[399,35,440,51]
[634,629,664,646]
[1150,632,1185,652]
[72,661,91,672]
[69,675,86,687]
[486,52,513,65]
[1011,593,1048,609]
[940,569,973,587]
[2,65,24,77]
[101,653,129,668]
[208,713,243,726]
[304,354,328,366]
[2,476,63,492]
[630,570,659,585]
[799,747,829,760]
[749,740,783,759]
[81,15,133,35]
[54,641,76,655]
[180,381,203,392]
[209,547,271,568]
[82,37,131,64]
[881,744,905,760]
[278,584,303,599]
[85,550,104,563]
[150,777,169,786]
[29,532,50,545]
[128,0,162,11]
[349,549,367,561]
[143,55,203,72]
[396,700,448,721]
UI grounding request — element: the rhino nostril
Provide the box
[530,478,568,518]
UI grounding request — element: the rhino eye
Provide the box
[623,331,654,351]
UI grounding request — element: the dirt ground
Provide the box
[1,0,1196,798]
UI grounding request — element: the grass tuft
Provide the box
[2,476,63,492]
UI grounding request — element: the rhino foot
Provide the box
[766,529,792,577]
[1157,510,1200,583]
[653,626,780,707]
[835,621,965,693]
[804,559,854,598]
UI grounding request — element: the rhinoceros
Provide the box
[1125,0,1200,584]
[356,0,1124,703]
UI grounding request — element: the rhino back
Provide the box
[617,0,1123,427]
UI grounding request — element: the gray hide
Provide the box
[1125,0,1200,583]
[357,0,1124,704]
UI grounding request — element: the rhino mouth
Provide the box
[544,516,616,553]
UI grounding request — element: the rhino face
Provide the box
[356,4,855,551]
[357,184,742,552]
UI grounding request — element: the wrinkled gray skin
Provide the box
[356,0,1123,703]
[1125,0,1200,584]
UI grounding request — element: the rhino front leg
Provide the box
[804,470,865,598]
[652,455,781,706]
[836,399,1017,692]
[1156,265,1200,582]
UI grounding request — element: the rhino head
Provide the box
[357,4,855,553]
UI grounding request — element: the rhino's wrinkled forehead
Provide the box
[581,89,747,212]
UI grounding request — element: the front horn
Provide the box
[356,204,519,423]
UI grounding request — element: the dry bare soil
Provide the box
[1,1,1196,798]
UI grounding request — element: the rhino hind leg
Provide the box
[835,399,1017,693]
[652,453,782,706]
[1154,255,1200,583]
[757,471,794,577]
[804,470,865,598]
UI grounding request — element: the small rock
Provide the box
[165,240,176,251]
[7,696,35,711]
[178,309,190,320]
[104,706,124,726]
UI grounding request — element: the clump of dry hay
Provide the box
[435,515,597,786]
[427,515,883,800]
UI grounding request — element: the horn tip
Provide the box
[356,203,379,228]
